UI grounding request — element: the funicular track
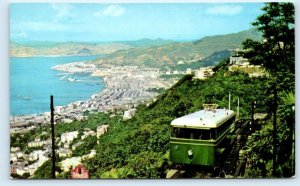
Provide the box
[222,119,250,177]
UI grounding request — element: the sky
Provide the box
[10,3,264,42]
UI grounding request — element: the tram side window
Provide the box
[172,128,190,138]
[215,117,234,139]
[196,130,213,140]
[172,128,215,140]
[172,127,180,138]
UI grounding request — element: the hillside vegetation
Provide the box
[31,60,273,178]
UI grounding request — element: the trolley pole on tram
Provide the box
[50,95,56,179]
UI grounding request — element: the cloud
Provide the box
[205,5,243,16]
[94,5,125,17]
[51,3,74,21]
[11,31,28,39]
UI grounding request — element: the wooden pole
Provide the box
[251,101,255,132]
[237,97,240,120]
[50,95,56,179]
[229,92,231,110]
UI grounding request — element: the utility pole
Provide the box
[292,106,295,176]
[272,86,277,177]
[50,95,56,179]
[250,101,256,132]
[236,97,240,121]
[228,92,231,110]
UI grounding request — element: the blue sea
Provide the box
[10,55,104,116]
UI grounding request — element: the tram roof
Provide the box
[171,109,235,129]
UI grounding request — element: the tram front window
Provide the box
[172,127,215,140]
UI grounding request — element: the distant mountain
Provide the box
[119,38,175,48]
[9,38,176,57]
[94,28,262,68]
[10,28,261,64]
[10,41,133,57]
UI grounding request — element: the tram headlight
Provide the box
[188,149,193,159]
[174,145,179,150]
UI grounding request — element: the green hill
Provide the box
[20,56,294,178]
[170,50,232,71]
[81,63,269,178]
[31,60,269,178]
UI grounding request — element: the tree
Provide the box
[33,160,52,179]
[242,2,295,177]
[242,2,295,91]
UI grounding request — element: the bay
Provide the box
[10,55,104,116]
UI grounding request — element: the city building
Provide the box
[194,67,214,80]
[230,56,249,66]
[123,109,137,121]
[186,68,192,74]
[97,125,110,138]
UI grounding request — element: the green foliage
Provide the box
[56,171,71,179]
[241,2,295,178]
[242,2,295,90]
[124,151,167,178]
[170,50,232,71]
[55,112,119,136]
[243,122,274,178]
[10,130,37,148]
[33,160,53,179]
[243,110,294,178]
[147,87,166,94]
[212,58,230,72]
[33,159,65,179]
[72,136,97,157]
[81,67,270,178]
[11,172,30,179]
[159,74,183,80]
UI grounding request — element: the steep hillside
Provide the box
[80,63,269,178]
[30,61,270,178]
[171,50,232,71]
[94,28,262,67]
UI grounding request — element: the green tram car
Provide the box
[170,104,236,166]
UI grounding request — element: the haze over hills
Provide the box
[10,28,261,68]
[118,38,175,48]
[10,38,177,57]
[93,28,262,67]
[10,41,134,57]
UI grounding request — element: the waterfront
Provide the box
[11,63,177,124]
[10,55,103,115]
